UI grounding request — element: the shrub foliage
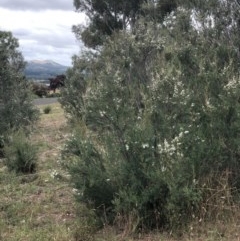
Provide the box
[61,1,240,231]
[31,82,49,97]
[0,31,39,133]
[0,31,39,171]
[4,130,38,173]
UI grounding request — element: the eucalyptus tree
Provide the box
[73,0,178,48]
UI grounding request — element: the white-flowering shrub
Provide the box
[61,4,240,230]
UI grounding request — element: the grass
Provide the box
[1,102,240,240]
[43,105,52,114]
[0,103,78,240]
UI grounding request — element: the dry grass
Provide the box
[0,103,78,241]
[1,102,240,241]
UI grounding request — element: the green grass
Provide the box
[1,103,240,241]
[43,105,52,114]
[0,103,77,240]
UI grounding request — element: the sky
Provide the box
[0,0,86,66]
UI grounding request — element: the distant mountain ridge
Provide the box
[25,60,68,80]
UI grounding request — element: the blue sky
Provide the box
[0,0,86,66]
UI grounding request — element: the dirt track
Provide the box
[33,97,58,106]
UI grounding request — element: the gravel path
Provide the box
[33,97,59,106]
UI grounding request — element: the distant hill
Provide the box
[25,60,68,80]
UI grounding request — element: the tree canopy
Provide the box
[73,0,178,48]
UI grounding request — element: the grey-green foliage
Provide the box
[73,0,178,48]
[59,53,94,122]
[62,1,240,230]
[3,130,38,173]
[0,31,39,135]
[73,0,145,47]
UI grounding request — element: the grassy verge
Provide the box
[0,103,78,241]
[1,103,240,241]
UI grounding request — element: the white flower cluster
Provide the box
[157,131,188,157]
[173,81,191,105]
[72,188,82,196]
[50,169,59,179]
[113,97,122,110]
[99,110,106,117]
[149,72,161,91]
[224,77,240,94]
[142,143,149,149]
[113,70,123,85]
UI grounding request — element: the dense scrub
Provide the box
[60,0,240,232]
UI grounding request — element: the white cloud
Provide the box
[0,0,74,11]
[0,7,86,66]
